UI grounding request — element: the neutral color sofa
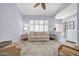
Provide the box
[28,32,49,41]
[58,44,79,56]
[0,43,21,56]
[0,41,12,48]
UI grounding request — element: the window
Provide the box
[29,20,48,32]
[23,24,29,33]
[55,24,60,32]
[44,25,48,31]
[55,24,64,36]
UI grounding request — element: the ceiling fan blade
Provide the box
[34,3,40,8]
[41,3,46,10]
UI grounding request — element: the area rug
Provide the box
[20,41,59,56]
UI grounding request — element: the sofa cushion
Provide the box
[28,32,49,41]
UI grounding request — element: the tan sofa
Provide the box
[58,44,79,56]
[0,44,21,56]
[28,32,49,41]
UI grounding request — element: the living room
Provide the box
[0,3,79,56]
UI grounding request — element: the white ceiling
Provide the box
[55,4,77,19]
[16,3,63,16]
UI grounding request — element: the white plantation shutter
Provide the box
[29,20,48,32]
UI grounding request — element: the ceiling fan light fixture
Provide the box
[34,3,47,10]
[34,3,40,8]
[41,3,46,10]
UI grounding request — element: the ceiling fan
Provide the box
[34,3,47,10]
